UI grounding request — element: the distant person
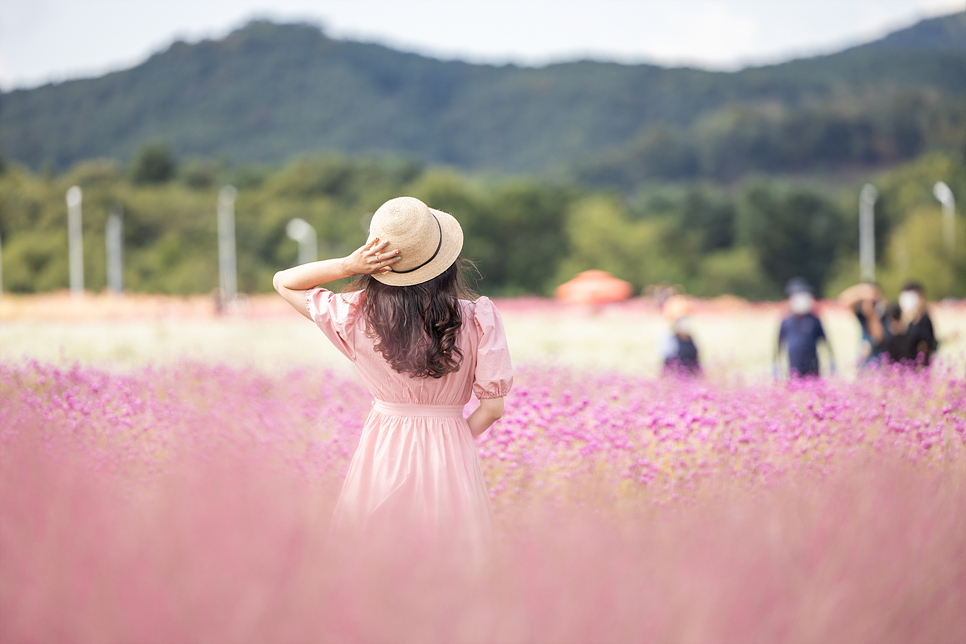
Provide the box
[885,281,938,367]
[659,296,701,376]
[875,304,905,363]
[776,278,834,378]
[883,303,903,336]
[838,282,889,366]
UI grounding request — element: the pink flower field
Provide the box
[2,360,965,643]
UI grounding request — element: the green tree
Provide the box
[875,206,966,299]
[696,248,774,300]
[484,182,572,295]
[132,142,177,184]
[555,196,685,291]
[738,184,847,296]
[824,152,966,300]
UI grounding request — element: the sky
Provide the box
[0,0,962,90]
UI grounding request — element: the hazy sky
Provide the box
[0,0,962,90]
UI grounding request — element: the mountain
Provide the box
[1,12,963,181]
[856,10,966,52]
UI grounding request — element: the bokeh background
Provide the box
[1,1,964,303]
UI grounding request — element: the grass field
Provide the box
[2,292,964,378]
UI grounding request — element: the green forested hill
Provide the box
[858,9,966,52]
[1,12,963,181]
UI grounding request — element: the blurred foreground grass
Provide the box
[1,293,963,379]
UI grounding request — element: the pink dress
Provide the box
[305,288,513,553]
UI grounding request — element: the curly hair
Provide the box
[349,259,477,379]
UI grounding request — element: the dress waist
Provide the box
[372,400,465,418]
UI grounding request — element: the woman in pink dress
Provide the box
[273,196,512,555]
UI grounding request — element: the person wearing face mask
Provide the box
[776,278,834,378]
[889,281,938,366]
[659,295,701,376]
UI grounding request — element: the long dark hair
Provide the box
[348,258,477,379]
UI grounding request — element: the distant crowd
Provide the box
[658,279,939,378]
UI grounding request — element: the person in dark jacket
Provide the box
[776,278,834,378]
[885,281,938,366]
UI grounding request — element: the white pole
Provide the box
[285,217,318,266]
[933,181,955,256]
[859,184,877,283]
[217,185,238,305]
[106,207,123,294]
[66,186,84,297]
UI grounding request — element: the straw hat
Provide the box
[368,196,464,287]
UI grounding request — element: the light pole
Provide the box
[217,185,238,306]
[285,218,318,266]
[933,181,955,256]
[66,186,84,297]
[859,184,877,283]
[106,207,123,294]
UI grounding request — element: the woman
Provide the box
[273,196,512,555]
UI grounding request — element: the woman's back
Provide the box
[275,196,511,556]
[305,288,513,406]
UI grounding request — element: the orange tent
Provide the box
[554,270,633,305]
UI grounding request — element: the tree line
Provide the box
[576,95,965,188]
[0,147,963,300]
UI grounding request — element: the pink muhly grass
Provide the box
[0,360,964,643]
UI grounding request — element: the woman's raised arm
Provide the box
[273,238,400,319]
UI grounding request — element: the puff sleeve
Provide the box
[472,297,513,399]
[304,287,362,360]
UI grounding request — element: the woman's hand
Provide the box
[273,238,402,320]
[341,238,401,276]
